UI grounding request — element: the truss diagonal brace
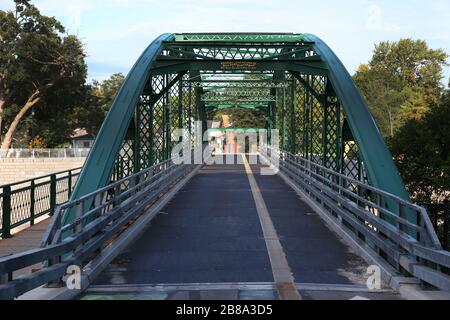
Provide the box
[148,71,187,104]
[290,71,325,105]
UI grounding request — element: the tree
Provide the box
[0,0,88,149]
[390,87,450,203]
[74,73,125,135]
[354,39,448,138]
[370,39,447,103]
[92,73,125,115]
[354,65,406,137]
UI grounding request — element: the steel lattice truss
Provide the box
[70,33,412,225]
[112,34,386,185]
[189,81,291,89]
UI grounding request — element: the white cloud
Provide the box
[1,0,448,82]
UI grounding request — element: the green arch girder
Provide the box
[66,32,412,227]
[64,33,175,223]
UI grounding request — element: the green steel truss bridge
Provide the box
[1,33,450,300]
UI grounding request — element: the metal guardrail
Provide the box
[0,160,196,300]
[0,149,90,159]
[262,147,450,292]
[0,168,82,239]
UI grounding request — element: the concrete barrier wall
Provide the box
[0,158,85,185]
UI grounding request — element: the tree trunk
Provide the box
[388,107,394,138]
[0,93,41,149]
[0,73,4,143]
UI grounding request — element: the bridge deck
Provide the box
[85,157,400,299]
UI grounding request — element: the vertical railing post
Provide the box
[46,213,64,288]
[0,272,12,286]
[430,205,439,230]
[398,203,405,233]
[30,180,36,226]
[1,186,12,238]
[50,174,57,216]
[68,170,73,198]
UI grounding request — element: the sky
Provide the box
[1,0,450,84]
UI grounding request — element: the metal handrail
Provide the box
[0,168,83,189]
[43,159,176,246]
[0,160,196,300]
[283,154,440,246]
[262,147,450,292]
[0,168,82,238]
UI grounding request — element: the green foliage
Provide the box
[91,73,125,115]
[79,73,126,134]
[0,0,88,148]
[0,1,126,148]
[42,73,125,147]
[355,39,450,204]
[354,39,448,138]
[370,39,447,103]
[390,89,450,203]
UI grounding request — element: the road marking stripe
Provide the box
[242,155,302,301]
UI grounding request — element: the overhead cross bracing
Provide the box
[60,33,412,223]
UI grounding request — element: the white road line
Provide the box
[242,155,302,300]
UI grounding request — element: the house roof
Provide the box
[70,129,95,140]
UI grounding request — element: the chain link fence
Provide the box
[0,149,90,159]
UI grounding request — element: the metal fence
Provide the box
[0,149,90,159]
[0,160,197,300]
[0,168,82,238]
[261,147,450,292]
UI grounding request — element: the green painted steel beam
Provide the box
[146,72,187,102]
[152,60,328,75]
[173,33,306,43]
[198,74,274,80]
[202,89,272,95]
[69,31,414,229]
[202,97,275,103]
[162,47,318,62]
[205,103,268,109]
[150,62,189,75]
[290,72,326,104]
[189,81,291,89]
[208,128,266,132]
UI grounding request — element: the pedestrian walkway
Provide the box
[88,157,395,300]
[0,219,50,276]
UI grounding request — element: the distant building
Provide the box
[70,129,95,149]
[207,120,222,129]
[208,115,239,154]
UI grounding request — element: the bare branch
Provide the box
[1,89,42,149]
[26,55,61,66]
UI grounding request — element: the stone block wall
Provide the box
[0,158,85,185]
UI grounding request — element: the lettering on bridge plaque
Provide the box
[220,61,258,70]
